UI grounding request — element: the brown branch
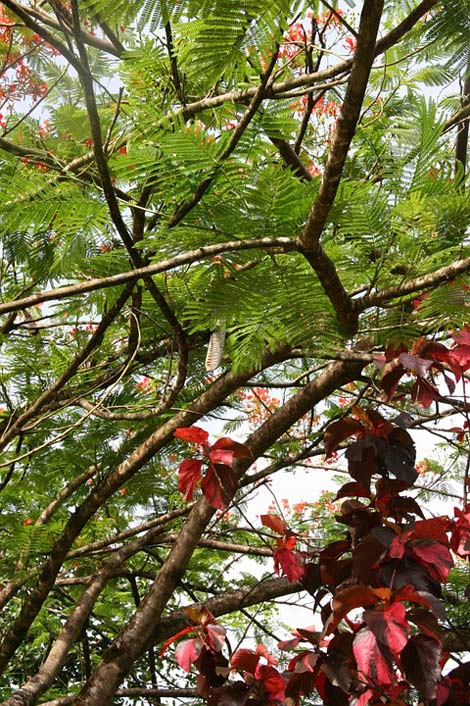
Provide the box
[269,136,313,180]
[1,517,184,706]
[297,0,384,335]
[0,236,295,316]
[5,0,122,57]
[0,345,291,677]
[357,255,470,310]
[1,0,83,72]
[0,283,133,452]
[72,358,363,705]
[455,57,470,177]
[165,41,281,229]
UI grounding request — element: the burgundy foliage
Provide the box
[168,333,470,704]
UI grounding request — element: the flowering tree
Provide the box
[0,0,469,704]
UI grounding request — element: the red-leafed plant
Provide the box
[174,426,251,509]
[171,383,470,705]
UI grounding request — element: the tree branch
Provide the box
[0,237,295,316]
[297,0,384,335]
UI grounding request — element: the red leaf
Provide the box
[261,513,287,535]
[412,517,450,545]
[178,459,203,501]
[159,625,194,657]
[328,585,378,633]
[353,626,395,686]
[451,327,470,370]
[205,623,226,652]
[201,464,238,510]
[273,547,305,582]
[324,418,364,456]
[211,437,252,458]
[409,538,453,583]
[174,426,209,445]
[335,481,371,501]
[364,602,410,659]
[208,448,234,466]
[380,359,406,402]
[411,377,440,408]
[175,637,204,671]
[450,506,470,557]
[255,664,286,701]
[393,584,435,612]
[288,650,319,674]
[230,648,260,674]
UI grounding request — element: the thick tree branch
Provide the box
[296,0,384,335]
[73,359,364,705]
[0,346,291,676]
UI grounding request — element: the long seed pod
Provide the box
[205,323,226,371]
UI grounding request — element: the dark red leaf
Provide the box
[386,496,425,521]
[375,478,412,512]
[178,459,203,501]
[401,634,442,702]
[196,648,229,694]
[345,439,377,488]
[351,535,386,583]
[378,557,442,598]
[364,602,410,659]
[406,607,442,643]
[411,376,440,408]
[230,648,260,674]
[335,481,371,501]
[175,637,204,671]
[319,539,351,562]
[324,418,364,456]
[211,437,251,458]
[206,682,250,706]
[208,448,234,466]
[260,513,287,536]
[353,626,395,686]
[380,359,406,402]
[174,426,209,445]
[409,538,453,582]
[301,562,322,596]
[315,671,349,706]
[201,464,238,510]
[376,428,417,484]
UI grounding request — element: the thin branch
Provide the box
[0,283,134,452]
[357,255,470,310]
